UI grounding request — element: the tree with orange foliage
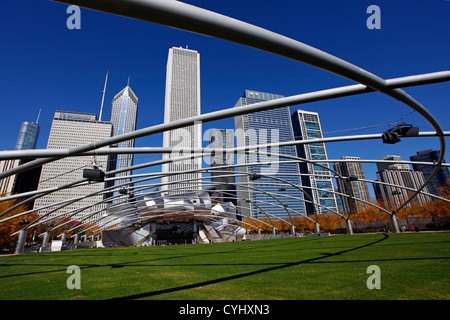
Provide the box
[395,206,418,229]
[417,186,450,229]
[316,214,342,232]
[292,216,314,233]
[353,201,388,232]
[243,217,273,233]
[0,197,39,248]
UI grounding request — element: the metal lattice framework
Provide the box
[1,0,449,253]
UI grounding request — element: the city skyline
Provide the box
[0,1,449,202]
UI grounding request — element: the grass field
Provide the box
[0,232,449,300]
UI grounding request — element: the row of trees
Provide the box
[244,188,450,233]
[0,197,84,248]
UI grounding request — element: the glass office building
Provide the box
[2,119,42,198]
[109,83,138,186]
[15,121,40,150]
[291,109,338,215]
[410,149,450,196]
[234,90,306,219]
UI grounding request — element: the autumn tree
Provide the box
[353,201,388,232]
[315,214,341,232]
[292,216,314,232]
[417,187,450,229]
[0,197,39,247]
[395,206,418,228]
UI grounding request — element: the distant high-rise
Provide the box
[15,121,40,150]
[410,149,450,196]
[108,81,138,185]
[0,159,20,195]
[0,116,41,196]
[334,156,371,213]
[291,109,338,215]
[234,90,306,219]
[34,111,113,223]
[161,47,202,194]
[208,129,236,205]
[377,155,410,172]
[374,167,432,209]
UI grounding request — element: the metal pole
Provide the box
[314,223,320,234]
[42,231,50,250]
[14,229,28,254]
[346,219,354,235]
[61,232,67,245]
[73,233,79,247]
[389,214,400,233]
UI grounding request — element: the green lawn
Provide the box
[0,232,449,300]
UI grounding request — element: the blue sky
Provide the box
[0,0,449,189]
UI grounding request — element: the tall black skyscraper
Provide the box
[410,149,450,196]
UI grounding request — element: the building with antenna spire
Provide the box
[15,109,41,150]
[107,79,139,190]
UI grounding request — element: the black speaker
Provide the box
[397,125,419,137]
[382,131,401,144]
[83,168,105,182]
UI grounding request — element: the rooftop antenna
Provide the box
[99,71,109,121]
[35,108,41,124]
[127,76,130,87]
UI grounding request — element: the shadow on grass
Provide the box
[109,234,391,300]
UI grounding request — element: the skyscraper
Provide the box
[161,47,202,194]
[377,155,410,172]
[208,129,236,205]
[0,116,41,196]
[374,167,432,209]
[15,121,40,150]
[291,109,338,215]
[0,159,19,195]
[108,81,138,185]
[410,149,450,196]
[34,111,113,223]
[334,156,371,213]
[234,90,306,219]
